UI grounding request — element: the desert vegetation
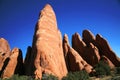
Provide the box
[1,63,120,80]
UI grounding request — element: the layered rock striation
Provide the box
[24,4,68,79]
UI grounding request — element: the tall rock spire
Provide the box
[28,4,68,79]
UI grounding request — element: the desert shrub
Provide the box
[94,60,111,76]
[42,74,58,80]
[115,67,120,74]
[62,70,90,80]
[111,76,120,80]
[2,75,34,80]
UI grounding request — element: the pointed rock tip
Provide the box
[44,4,53,10]
[0,38,6,40]
[82,29,95,37]
[96,34,102,38]
[74,32,79,36]
[73,32,82,39]
[64,34,68,38]
[63,34,69,42]
[11,47,19,52]
[83,29,91,33]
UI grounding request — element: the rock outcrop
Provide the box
[0,38,11,72]
[1,48,24,78]
[95,34,120,66]
[24,46,33,75]
[72,32,100,66]
[27,4,68,79]
[82,30,95,45]
[101,55,115,69]
[0,38,24,78]
[63,34,93,73]
[0,3,120,79]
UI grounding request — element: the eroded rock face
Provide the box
[82,30,95,45]
[31,4,67,79]
[0,38,10,56]
[63,34,93,73]
[101,56,115,69]
[72,32,100,66]
[24,46,33,75]
[1,48,24,78]
[72,33,86,55]
[95,34,120,66]
[0,38,11,76]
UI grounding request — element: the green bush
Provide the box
[62,70,90,80]
[111,76,120,80]
[42,74,58,80]
[94,60,111,76]
[2,75,34,80]
[115,67,120,74]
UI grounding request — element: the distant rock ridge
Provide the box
[0,4,120,79]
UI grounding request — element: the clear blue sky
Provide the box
[0,0,120,58]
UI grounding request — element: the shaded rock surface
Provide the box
[101,55,115,69]
[0,38,24,78]
[24,46,32,75]
[1,48,24,78]
[0,38,11,71]
[63,34,93,73]
[95,34,120,66]
[82,30,95,45]
[72,32,100,66]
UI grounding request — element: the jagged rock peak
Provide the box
[82,29,95,45]
[63,34,93,73]
[72,32,86,54]
[63,34,69,44]
[95,33,120,66]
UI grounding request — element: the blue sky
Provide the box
[0,0,120,58]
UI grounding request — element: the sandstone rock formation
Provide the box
[63,34,93,73]
[0,3,120,79]
[72,32,100,66]
[1,48,24,78]
[26,4,67,79]
[24,46,33,75]
[101,55,115,69]
[0,38,24,78]
[82,30,95,45]
[0,38,11,77]
[95,34,120,66]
